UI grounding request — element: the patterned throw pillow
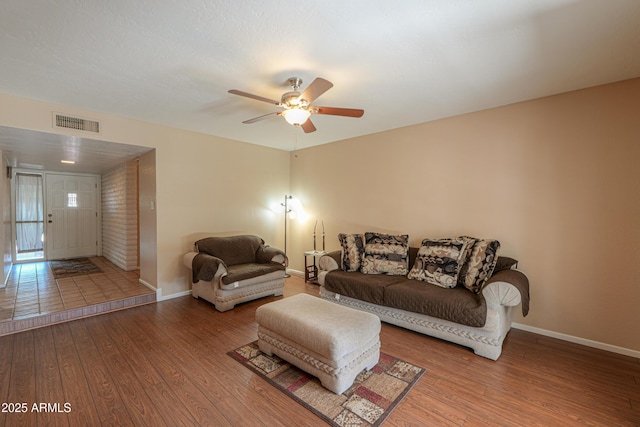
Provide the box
[361,232,409,275]
[457,237,501,293]
[408,238,471,288]
[338,233,365,272]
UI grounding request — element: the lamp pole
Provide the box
[282,195,292,277]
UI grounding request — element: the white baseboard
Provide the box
[155,288,192,302]
[137,280,192,302]
[3,263,13,286]
[138,279,156,291]
[512,322,640,359]
[286,269,304,277]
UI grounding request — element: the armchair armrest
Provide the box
[318,250,341,272]
[482,269,530,316]
[187,252,228,283]
[183,251,198,269]
[256,245,288,267]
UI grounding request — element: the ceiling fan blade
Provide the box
[313,106,364,118]
[229,89,280,105]
[242,111,281,124]
[301,118,316,133]
[299,78,333,104]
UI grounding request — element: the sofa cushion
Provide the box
[384,280,487,327]
[324,270,406,306]
[458,238,501,293]
[407,238,470,288]
[361,232,409,275]
[196,235,264,266]
[338,233,365,272]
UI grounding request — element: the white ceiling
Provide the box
[1,0,640,171]
[0,126,152,175]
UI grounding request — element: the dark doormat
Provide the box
[49,258,103,279]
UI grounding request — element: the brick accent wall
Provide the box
[101,160,138,271]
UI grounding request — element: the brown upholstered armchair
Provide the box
[183,235,287,311]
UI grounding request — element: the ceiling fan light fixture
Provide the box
[282,108,311,126]
[229,76,363,134]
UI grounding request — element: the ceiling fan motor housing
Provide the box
[286,77,303,90]
[281,91,308,108]
[281,77,308,107]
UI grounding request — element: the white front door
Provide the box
[45,173,98,260]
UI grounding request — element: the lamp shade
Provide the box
[282,108,311,125]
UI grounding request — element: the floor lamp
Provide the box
[282,195,292,277]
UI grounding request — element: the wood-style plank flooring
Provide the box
[0,275,638,426]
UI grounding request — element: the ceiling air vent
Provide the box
[53,113,100,133]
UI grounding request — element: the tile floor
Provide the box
[0,257,156,335]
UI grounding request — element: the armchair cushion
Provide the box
[195,235,264,266]
[221,263,285,288]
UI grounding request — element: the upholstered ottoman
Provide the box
[255,293,381,394]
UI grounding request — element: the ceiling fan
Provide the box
[228,77,364,133]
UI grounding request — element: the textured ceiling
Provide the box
[1,0,640,160]
[0,126,152,174]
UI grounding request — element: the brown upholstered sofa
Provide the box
[317,244,529,360]
[183,235,287,311]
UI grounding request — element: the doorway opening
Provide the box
[14,172,44,262]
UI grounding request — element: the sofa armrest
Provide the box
[256,245,288,267]
[318,250,341,272]
[482,269,530,316]
[482,280,521,307]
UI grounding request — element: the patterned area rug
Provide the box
[49,258,103,278]
[228,341,425,426]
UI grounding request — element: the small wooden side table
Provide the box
[304,250,327,284]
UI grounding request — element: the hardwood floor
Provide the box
[0,275,638,426]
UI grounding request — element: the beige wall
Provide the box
[155,130,290,297]
[289,78,640,353]
[2,78,638,353]
[0,152,11,285]
[0,93,290,298]
[138,150,157,289]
